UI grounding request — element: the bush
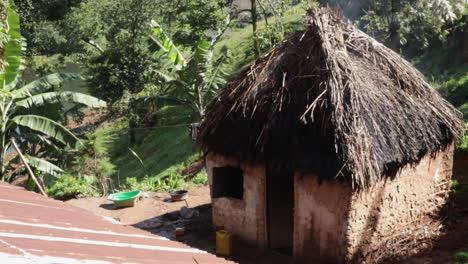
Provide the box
[456,124,468,155]
[67,130,117,195]
[459,104,468,120]
[447,74,468,107]
[47,174,95,200]
[189,169,208,186]
[452,251,468,263]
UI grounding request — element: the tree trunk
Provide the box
[389,0,401,52]
[0,136,6,181]
[10,138,47,197]
[128,99,137,146]
[251,0,260,57]
[128,118,136,146]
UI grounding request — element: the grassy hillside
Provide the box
[215,4,306,74]
[94,105,205,192]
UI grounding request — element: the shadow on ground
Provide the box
[132,203,296,264]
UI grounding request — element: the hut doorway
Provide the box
[266,164,294,255]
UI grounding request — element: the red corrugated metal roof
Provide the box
[0,183,234,264]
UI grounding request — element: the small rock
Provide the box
[180,206,199,219]
[156,230,175,240]
[165,211,180,221]
[139,219,163,229]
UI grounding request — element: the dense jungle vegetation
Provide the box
[0,0,466,207]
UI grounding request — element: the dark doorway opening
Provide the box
[266,163,294,256]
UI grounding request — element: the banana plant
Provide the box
[0,3,107,180]
[1,73,107,180]
[148,19,230,119]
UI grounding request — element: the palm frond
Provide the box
[24,155,63,176]
[0,0,26,90]
[149,20,186,69]
[12,115,81,148]
[12,73,79,98]
[16,91,107,109]
[135,95,186,107]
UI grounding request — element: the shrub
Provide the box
[47,174,93,200]
[189,169,208,186]
[455,124,468,155]
[453,251,468,263]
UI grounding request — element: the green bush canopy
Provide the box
[199,8,465,189]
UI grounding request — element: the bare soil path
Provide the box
[67,186,211,225]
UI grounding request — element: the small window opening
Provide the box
[212,166,244,199]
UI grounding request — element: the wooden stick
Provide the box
[10,138,48,197]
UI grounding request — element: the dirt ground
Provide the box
[66,185,287,264]
[66,156,468,264]
[66,186,222,257]
[67,186,211,225]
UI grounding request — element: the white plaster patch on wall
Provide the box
[434,168,441,183]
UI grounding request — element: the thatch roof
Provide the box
[199,8,465,188]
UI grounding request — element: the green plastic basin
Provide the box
[107,190,142,208]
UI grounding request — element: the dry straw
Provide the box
[199,8,464,188]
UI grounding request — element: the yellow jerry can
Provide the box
[216,230,233,256]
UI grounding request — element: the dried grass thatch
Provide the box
[199,8,465,188]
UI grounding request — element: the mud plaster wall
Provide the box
[294,146,454,263]
[346,146,454,263]
[206,153,267,248]
[293,173,352,263]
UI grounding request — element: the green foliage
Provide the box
[72,105,209,193]
[190,169,209,186]
[1,0,25,88]
[24,155,64,176]
[65,0,159,104]
[254,0,306,51]
[358,0,466,53]
[63,129,117,194]
[0,9,106,182]
[0,2,104,188]
[413,47,467,119]
[15,0,84,54]
[150,22,231,119]
[456,126,468,154]
[451,178,468,210]
[451,251,468,264]
[215,4,305,74]
[154,0,230,47]
[47,174,94,200]
[447,73,468,107]
[149,20,186,69]
[459,104,468,119]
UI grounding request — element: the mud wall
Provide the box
[293,174,352,263]
[206,153,267,249]
[294,146,454,263]
[345,146,454,263]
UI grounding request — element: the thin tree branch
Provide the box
[10,138,47,197]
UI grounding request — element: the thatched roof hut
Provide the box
[200,8,464,189]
